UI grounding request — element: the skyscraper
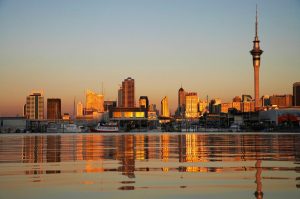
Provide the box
[118,86,123,107]
[293,82,300,106]
[86,90,104,112]
[76,101,83,117]
[25,92,44,120]
[122,77,135,108]
[250,6,263,109]
[139,96,149,109]
[185,92,199,118]
[161,96,170,117]
[178,87,186,115]
[47,98,61,120]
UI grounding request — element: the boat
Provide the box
[92,122,119,132]
[47,123,82,133]
[229,123,241,132]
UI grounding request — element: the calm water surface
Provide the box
[0,133,299,199]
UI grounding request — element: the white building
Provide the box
[25,92,44,120]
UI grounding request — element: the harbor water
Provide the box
[0,133,299,199]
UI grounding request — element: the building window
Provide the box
[135,112,145,118]
[113,112,122,118]
[124,112,133,118]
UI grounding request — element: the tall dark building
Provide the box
[139,96,149,109]
[293,82,300,106]
[104,101,117,112]
[47,98,61,120]
[121,77,135,108]
[178,87,186,115]
[250,6,263,109]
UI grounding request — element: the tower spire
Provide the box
[255,4,258,40]
[250,5,263,110]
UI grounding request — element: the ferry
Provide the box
[92,122,119,133]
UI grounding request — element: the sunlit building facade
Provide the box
[86,90,104,112]
[121,77,135,108]
[220,103,232,113]
[270,94,293,107]
[199,100,208,113]
[185,92,199,118]
[76,101,83,117]
[25,92,44,120]
[161,96,170,117]
[47,98,61,120]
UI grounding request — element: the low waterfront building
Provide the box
[109,107,148,130]
[259,108,300,126]
[0,117,27,133]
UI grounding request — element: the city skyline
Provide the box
[1,0,300,116]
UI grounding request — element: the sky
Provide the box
[0,0,299,116]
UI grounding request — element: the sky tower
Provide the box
[250,5,263,109]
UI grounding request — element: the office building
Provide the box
[104,101,117,112]
[178,87,186,114]
[221,103,233,113]
[250,6,263,109]
[161,96,170,117]
[261,95,271,107]
[122,77,135,108]
[270,94,293,107]
[25,92,44,120]
[293,82,300,106]
[86,90,104,112]
[139,96,149,109]
[118,86,123,107]
[185,92,199,118]
[47,98,61,120]
[76,101,83,117]
[209,98,221,114]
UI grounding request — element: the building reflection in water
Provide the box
[3,133,297,193]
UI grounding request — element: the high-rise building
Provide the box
[250,6,263,109]
[293,82,300,106]
[242,94,252,102]
[270,95,293,107]
[139,96,149,109]
[161,96,170,117]
[209,98,221,114]
[118,86,123,107]
[47,98,61,120]
[178,87,186,114]
[25,92,44,120]
[86,90,104,112]
[104,101,117,112]
[261,95,271,107]
[76,101,83,117]
[185,92,199,118]
[121,77,135,108]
